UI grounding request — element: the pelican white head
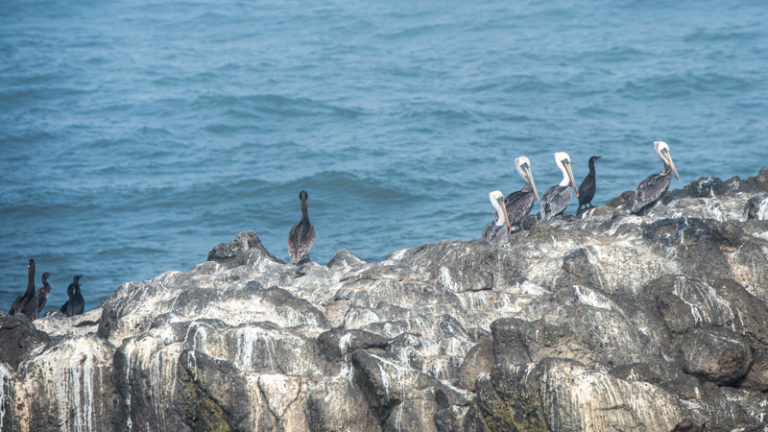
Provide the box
[515,156,539,200]
[488,190,511,230]
[554,152,579,196]
[653,141,680,181]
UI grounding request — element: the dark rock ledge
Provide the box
[3,169,768,432]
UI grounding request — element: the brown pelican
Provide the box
[288,190,316,264]
[632,141,680,214]
[577,155,601,213]
[540,152,579,222]
[60,275,84,317]
[9,259,35,317]
[504,156,539,230]
[482,190,512,245]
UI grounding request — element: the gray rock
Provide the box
[456,337,493,391]
[206,231,284,268]
[5,170,768,431]
[327,248,367,269]
[0,312,50,369]
[681,327,752,385]
[743,193,768,221]
[742,350,768,392]
[317,328,389,363]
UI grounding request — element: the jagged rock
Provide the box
[179,350,252,431]
[457,337,493,391]
[742,350,768,391]
[14,336,120,432]
[649,275,768,350]
[306,378,382,432]
[743,194,768,220]
[206,231,284,268]
[0,312,50,369]
[317,328,389,363]
[681,328,752,385]
[327,248,367,269]
[4,170,768,432]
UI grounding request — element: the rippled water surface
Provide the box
[1,0,767,311]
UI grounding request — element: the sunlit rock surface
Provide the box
[2,169,768,432]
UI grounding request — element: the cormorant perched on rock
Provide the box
[22,272,51,319]
[60,275,84,317]
[632,141,680,214]
[482,190,512,245]
[9,259,35,317]
[30,272,52,318]
[504,157,540,231]
[577,155,601,213]
[540,152,579,222]
[288,190,316,264]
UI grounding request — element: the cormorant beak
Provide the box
[497,196,513,232]
[524,166,540,201]
[664,153,680,182]
[564,160,579,197]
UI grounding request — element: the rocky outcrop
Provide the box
[3,169,768,432]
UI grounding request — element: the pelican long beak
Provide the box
[497,196,512,232]
[565,161,579,197]
[524,166,540,201]
[664,153,680,182]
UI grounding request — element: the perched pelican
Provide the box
[540,152,579,222]
[9,259,35,317]
[288,190,316,264]
[60,275,84,317]
[504,156,539,230]
[482,190,512,245]
[577,155,601,213]
[632,141,680,214]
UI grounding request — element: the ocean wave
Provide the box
[683,28,763,43]
[190,94,363,119]
[617,72,751,100]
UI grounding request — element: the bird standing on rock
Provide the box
[482,190,512,245]
[504,156,540,231]
[22,272,51,319]
[60,275,84,317]
[632,141,680,214]
[577,155,601,214]
[9,259,36,318]
[288,190,316,264]
[540,152,579,222]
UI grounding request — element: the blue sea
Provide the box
[1,0,766,312]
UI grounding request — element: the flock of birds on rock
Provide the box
[482,140,680,245]
[5,141,679,317]
[287,140,681,258]
[7,259,84,320]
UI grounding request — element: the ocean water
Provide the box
[1,0,766,312]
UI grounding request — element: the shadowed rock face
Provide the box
[2,169,768,432]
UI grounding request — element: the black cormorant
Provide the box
[9,259,35,317]
[33,272,52,317]
[22,272,51,319]
[60,275,84,317]
[577,155,601,213]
